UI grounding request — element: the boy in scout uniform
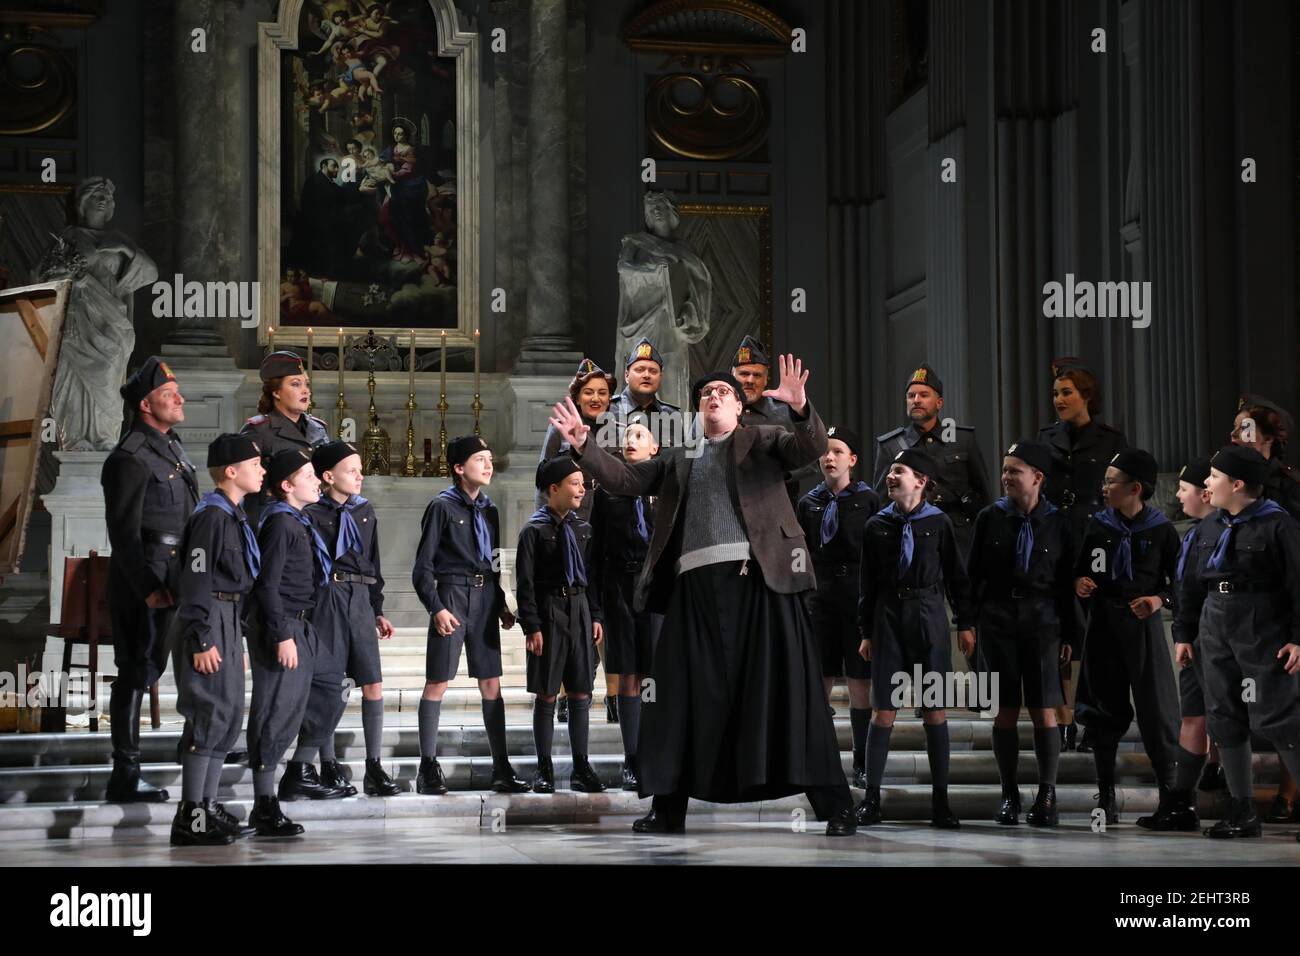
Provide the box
[169,434,264,846]
[249,448,339,836]
[1174,446,1300,840]
[796,425,879,787]
[102,357,198,803]
[240,350,331,521]
[412,436,529,796]
[517,456,606,795]
[297,441,403,798]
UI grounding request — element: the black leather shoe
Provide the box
[570,755,605,793]
[556,698,569,723]
[363,758,403,796]
[854,785,882,826]
[106,759,170,803]
[825,807,858,836]
[1204,797,1262,839]
[995,788,1022,825]
[632,806,685,833]
[203,799,254,838]
[1025,784,1059,827]
[170,801,235,847]
[249,795,305,837]
[1197,761,1227,793]
[320,759,358,797]
[1076,728,1094,753]
[490,760,531,794]
[606,696,619,724]
[532,756,556,794]
[278,761,348,801]
[1095,785,1119,824]
[851,764,868,790]
[931,790,961,829]
[621,759,639,791]
[1138,788,1198,831]
[1263,793,1295,824]
[415,757,449,795]
[224,750,248,764]
[1063,724,1078,752]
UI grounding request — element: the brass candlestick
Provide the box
[471,392,483,438]
[362,368,391,475]
[402,390,418,477]
[435,387,450,477]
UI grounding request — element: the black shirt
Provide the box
[1038,418,1128,540]
[306,494,385,615]
[175,495,255,653]
[254,508,322,642]
[858,502,974,634]
[1073,506,1180,607]
[590,486,655,568]
[796,482,880,569]
[412,489,507,619]
[515,509,603,635]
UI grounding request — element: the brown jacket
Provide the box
[572,402,828,613]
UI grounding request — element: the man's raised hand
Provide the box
[761,353,810,413]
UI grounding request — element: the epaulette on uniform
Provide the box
[876,426,906,442]
[120,431,146,453]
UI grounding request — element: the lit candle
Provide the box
[306,327,313,381]
[268,326,275,351]
[409,330,416,393]
[337,328,344,392]
[473,328,480,395]
[439,329,447,395]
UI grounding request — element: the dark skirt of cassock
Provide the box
[636,559,846,803]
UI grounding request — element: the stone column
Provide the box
[514,0,583,373]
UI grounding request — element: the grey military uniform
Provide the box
[239,408,331,519]
[871,421,992,556]
[610,387,684,449]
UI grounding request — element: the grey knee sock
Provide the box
[1032,726,1061,787]
[321,731,336,763]
[924,721,951,791]
[865,722,894,789]
[568,696,592,757]
[991,726,1020,790]
[617,695,642,758]
[181,753,208,803]
[418,698,441,759]
[253,769,276,798]
[533,698,556,758]
[204,755,224,801]
[362,698,384,761]
[291,744,318,764]
[1173,744,1207,792]
[1217,742,1254,800]
[481,696,509,764]
[850,708,872,767]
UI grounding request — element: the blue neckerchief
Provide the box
[259,500,332,586]
[994,495,1058,574]
[807,480,870,546]
[528,507,587,587]
[1175,523,1199,582]
[1092,506,1171,580]
[325,494,367,560]
[633,496,650,544]
[1208,498,1286,571]
[192,491,260,578]
[884,499,944,577]
[439,485,495,566]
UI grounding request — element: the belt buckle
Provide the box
[1010,587,1027,599]
[1216,581,1232,593]
[473,573,485,587]
[559,585,570,597]
[1062,490,1076,507]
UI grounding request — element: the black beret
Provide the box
[625,337,664,369]
[1178,456,1212,488]
[207,433,260,468]
[1003,439,1053,475]
[1109,448,1159,488]
[267,447,314,490]
[825,425,862,458]
[690,371,745,411]
[891,448,934,478]
[260,349,307,382]
[120,356,178,406]
[1210,445,1269,487]
[447,434,492,469]
[311,441,359,477]
[536,455,581,491]
[904,363,943,396]
[731,334,768,368]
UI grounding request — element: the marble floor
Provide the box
[5,816,1299,866]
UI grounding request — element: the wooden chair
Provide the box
[45,552,161,733]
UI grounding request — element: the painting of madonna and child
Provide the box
[279,0,458,332]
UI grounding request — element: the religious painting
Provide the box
[277,0,459,333]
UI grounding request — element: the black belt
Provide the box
[213,591,243,603]
[143,528,182,547]
[816,562,858,578]
[543,584,586,597]
[332,572,378,585]
[442,573,488,588]
[622,561,644,574]
[988,586,1055,600]
[289,607,310,620]
[894,583,941,600]
[1208,580,1279,595]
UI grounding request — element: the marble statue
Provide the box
[614,191,712,409]
[38,177,159,450]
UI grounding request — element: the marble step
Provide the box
[0,785,1267,841]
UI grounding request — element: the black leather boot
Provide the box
[489,759,530,794]
[556,698,568,723]
[825,807,858,836]
[633,795,686,833]
[249,795,305,837]
[621,757,639,791]
[995,786,1022,825]
[1096,784,1119,825]
[1139,787,1199,831]
[1204,797,1262,839]
[851,764,868,790]
[277,761,347,800]
[570,755,605,793]
[1025,784,1059,827]
[1197,761,1226,792]
[532,756,556,794]
[605,696,619,724]
[854,785,883,826]
[363,758,403,796]
[931,788,961,829]
[415,756,449,795]
[1264,793,1295,823]
[203,799,253,838]
[320,759,358,797]
[170,801,234,847]
[106,687,169,803]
